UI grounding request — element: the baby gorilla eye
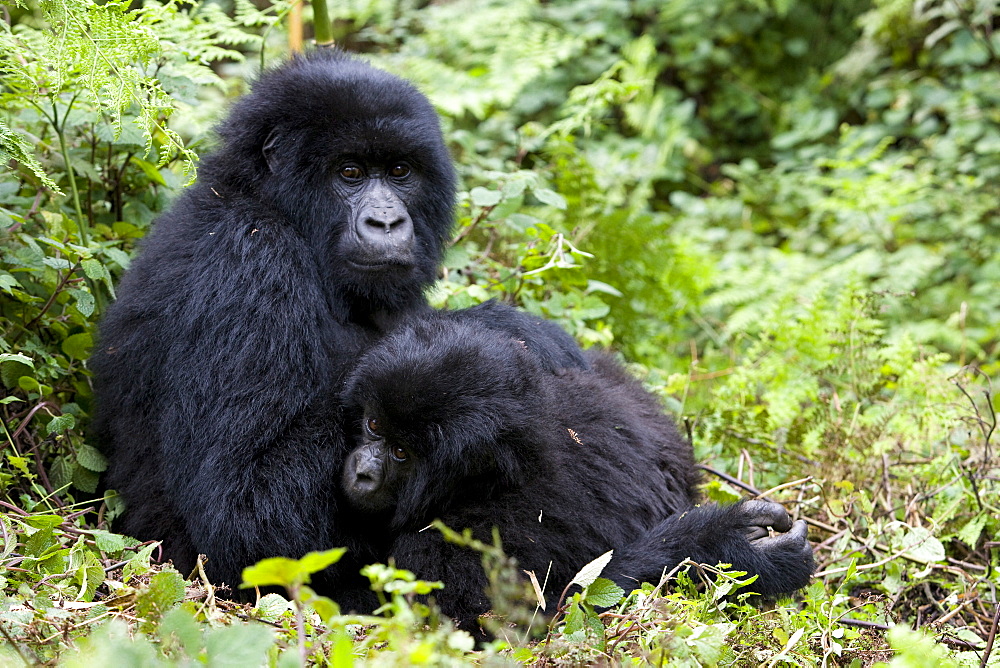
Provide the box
[390,446,408,462]
[365,417,380,436]
[389,163,410,178]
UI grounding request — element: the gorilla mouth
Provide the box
[347,259,413,272]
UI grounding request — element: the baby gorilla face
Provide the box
[340,319,548,532]
[341,415,413,515]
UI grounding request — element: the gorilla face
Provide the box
[331,161,417,270]
[341,320,544,529]
[340,413,414,517]
[340,403,526,533]
[211,51,457,308]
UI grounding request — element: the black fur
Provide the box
[341,320,815,632]
[90,50,583,590]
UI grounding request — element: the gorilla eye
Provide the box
[365,417,381,436]
[340,165,363,180]
[390,446,408,462]
[389,163,410,178]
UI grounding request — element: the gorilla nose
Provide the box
[356,206,415,249]
[363,209,408,234]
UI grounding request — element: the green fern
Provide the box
[378,0,585,118]
[0,0,280,180]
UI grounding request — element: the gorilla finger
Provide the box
[788,519,812,555]
[740,499,792,532]
[744,526,769,541]
[759,519,810,553]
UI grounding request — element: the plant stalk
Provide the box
[54,107,105,313]
[311,0,334,47]
[54,113,89,249]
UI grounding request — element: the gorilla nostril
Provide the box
[365,215,405,233]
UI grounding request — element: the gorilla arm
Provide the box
[148,206,356,585]
[606,500,815,598]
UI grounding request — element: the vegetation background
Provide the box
[0,0,998,664]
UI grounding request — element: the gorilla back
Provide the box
[90,51,460,584]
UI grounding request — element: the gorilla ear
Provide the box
[262,128,280,174]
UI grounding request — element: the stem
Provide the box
[311,0,334,47]
[53,105,89,248]
[53,103,106,313]
[291,584,307,666]
[289,0,304,53]
[982,602,1000,668]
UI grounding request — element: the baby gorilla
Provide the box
[340,318,814,632]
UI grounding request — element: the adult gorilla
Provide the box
[90,50,583,590]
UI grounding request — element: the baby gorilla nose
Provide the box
[343,448,384,494]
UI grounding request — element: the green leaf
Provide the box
[49,456,73,492]
[136,570,186,621]
[501,178,528,198]
[70,289,95,317]
[159,607,204,658]
[844,557,858,583]
[7,455,30,477]
[956,513,988,548]
[81,258,106,280]
[562,598,584,635]
[203,624,275,668]
[104,247,132,269]
[24,527,55,558]
[69,545,105,601]
[583,577,625,607]
[241,557,305,589]
[90,530,127,553]
[570,549,613,589]
[81,259,115,297]
[62,332,94,360]
[253,593,292,623]
[124,542,159,581]
[298,547,347,574]
[103,490,126,522]
[130,156,168,186]
[19,376,52,395]
[76,443,108,472]
[1,359,33,389]
[45,413,76,436]
[307,594,339,623]
[532,187,567,209]
[889,522,945,564]
[329,631,357,668]
[23,514,63,530]
[886,627,960,667]
[241,548,346,589]
[0,353,33,368]
[470,186,502,207]
[702,479,742,504]
[72,466,100,493]
[585,279,623,297]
